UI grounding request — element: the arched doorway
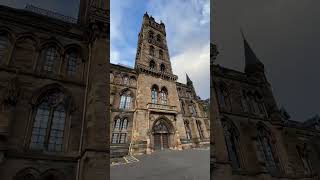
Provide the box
[152,119,171,150]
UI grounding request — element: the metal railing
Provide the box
[25,4,77,24]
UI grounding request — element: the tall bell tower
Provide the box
[78,0,109,180]
[135,12,173,75]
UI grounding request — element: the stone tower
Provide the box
[131,13,185,154]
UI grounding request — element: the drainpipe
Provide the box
[76,42,92,180]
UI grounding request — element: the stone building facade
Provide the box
[211,38,320,180]
[110,13,210,157]
[0,1,109,180]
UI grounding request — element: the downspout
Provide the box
[76,42,92,180]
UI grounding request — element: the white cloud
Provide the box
[172,43,210,99]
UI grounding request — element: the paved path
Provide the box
[111,149,210,180]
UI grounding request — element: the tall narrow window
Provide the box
[30,89,66,152]
[297,145,312,175]
[222,120,241,169]
[184,121,192,140]
[149,60,156,71]
[257,126,279,173]
[66,51,77,75]
[159,50,164,59]
[119,90,132,109]
[240,90,249,112]
[189,104,197,117]
[150,46,155,56]
[112,118,128,144]
[180,100,185,114]
[156,34,161,42]
[0,34,9,63]
[149,30,154,39]
[151,85,158,104]
[217,83,230,107]
[196,120,204,139]
[160,64,165,72]
[43,47,59,72]
[160,88,168,105]
[123,75,129,85]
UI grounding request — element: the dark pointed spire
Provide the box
[186,73,192,85]
[241,31,264,74]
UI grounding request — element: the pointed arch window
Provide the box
[297,145,312,175]
[196,120,204,139]
[156,34,161,42]
[112,117,128,144]
[43,47,59,72]
[189,104,197,117]
[180,100,185,114]
[222,120,241,169]
[122,75,129,85]
[66,50,78,75]
[257,126,279,173]
[217,83,230,107]
[160,63,165,72]
[119,90,132,109]
[149,60,156,71]
[151,85,158,104]
[240,90,249,112]
[160,87,168,105]
[150,46,155,56]
[29,89,67,152]
[159,50,164,59]
[184,121,192,140]
[0,34,10,63]
[148,30,154,39]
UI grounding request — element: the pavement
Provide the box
[110,148,210,180]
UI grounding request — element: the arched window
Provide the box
[151,85,158,104]
[297,145,312,175]
[149,60,156,70]
[122,75,129,85]
[160,63,165,72]
[180,100,185,114]
[160,87,168,105]
[119,90,132,109]
[196,120,204,139]
[0,34,10,63]
[217,83,230,107]
[112,117,128,144]
[184,121,192,140]
[110,72,114,83]
[159,50,164,59]
[150,46,155,56]
[156,34,161,42]
[240,90,249,112]
[257,125,279,173]
[148,30,154,39]
[129,76,136,86]
[43,47,59,72]
[30,89,66,152]
[12,37,36,70]
[66,50,78,75]
[189,104,197,117]
[222,120,241,169]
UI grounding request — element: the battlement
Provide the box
[143,12,166,33]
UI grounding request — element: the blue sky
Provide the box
[0,0,210,100]
[111,0,210,99]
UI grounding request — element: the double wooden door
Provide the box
[154,133,169,150]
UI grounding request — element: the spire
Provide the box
[186,73,192,84]
[241,31,264,74]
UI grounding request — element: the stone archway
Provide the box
[152,118,174,151]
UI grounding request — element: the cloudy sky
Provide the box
[212,0,320,121]
[111,0,210,100]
